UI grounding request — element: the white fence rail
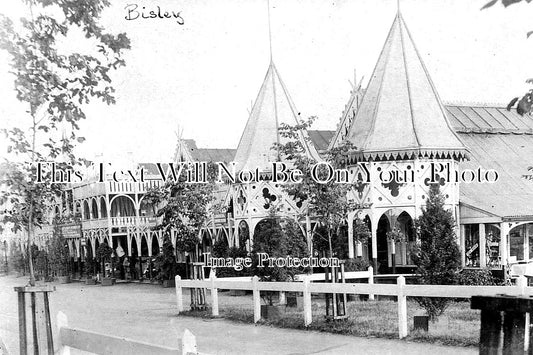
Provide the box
[56,311,197,355]
[175,273,530,339]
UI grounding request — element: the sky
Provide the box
[1,0,532,162]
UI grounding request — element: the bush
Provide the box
[413,185,461,321]
[154,234,177,281]
[457,269,497,286]
[344,258,370,272]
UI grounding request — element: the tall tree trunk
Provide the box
[26,113,38,286]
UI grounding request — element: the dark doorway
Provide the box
[377,214,390,273]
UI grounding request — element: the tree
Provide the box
[146,164,218,261]
[413,185,461,321]
[96,242,113,278]
[0,0,130,285]
[48,229,70,277]
[251,211,309,305]
[274,117,353,258]
[482,0,533,116]
[154,234,177,281]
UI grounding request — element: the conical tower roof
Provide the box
[343,12,467,161]
[234,61,320,171]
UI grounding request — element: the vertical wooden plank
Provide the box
[348,217,354,259]
[43,292,54,355]
[56,311,71,355]
[175,275,183,314]
[368,266,375,301]
[30,292,39,355]
[397,276,408,339]
[503,311,525,355]
[303,276,312,326]
[17,291,27,355]
[210,274,219,317]
[252,276,261,323]
[479,310,502,355]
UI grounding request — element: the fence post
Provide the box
[210,273,219,317]
[517,275,527,295]
[181,329,197,355]
[303,276,312,326]
[279,291,286,305]
[252,276,261,323]
[517,275,530,351]
[368,266,375,301]
[57,311,71,355]
[175,275,183,314]
[397,275,408,339]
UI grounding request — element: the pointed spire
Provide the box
[234,63,320,172]
[336,12,467,160]
[267,0,273,62]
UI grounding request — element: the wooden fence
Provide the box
[175,273,531,339]
[56,311,198,355]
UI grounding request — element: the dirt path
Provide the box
[0,275,475,355]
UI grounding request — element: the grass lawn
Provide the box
[183,293,480,348]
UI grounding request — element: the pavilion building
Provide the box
[24,9,533,278]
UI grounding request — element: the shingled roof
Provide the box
[341,12,467,161]
[445,103,533,219]
[233,61,321,171]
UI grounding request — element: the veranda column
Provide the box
[371,223,378,272]
[347,216,354,259]
[306,215,313,256]
[460,224,466,267]
[500,222,509,267]
[479,223,486,268]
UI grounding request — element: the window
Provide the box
[485,224,500,267]
[509,226,525,261]
[464,224,480,267]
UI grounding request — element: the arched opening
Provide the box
[110,195,136,217]
[254,218,308,259]
[83,200,90,220]
[140,236,149,256]
[396,211,414,266]
[238,220,250,250]
[75,201,81,218]
[54,205,60,219]
[361,215,372,262]
[139,197,155,217]
[91,199,98,219]
[100,197,107,218]
[94,239,101,274]
[130,237,139,280]
[200,231,212,262]
[376,214,390,273]
[151,236,160,256]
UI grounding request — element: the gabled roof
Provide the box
[343,12,467,161]
[233,61,320,171]
[174,139,235,163]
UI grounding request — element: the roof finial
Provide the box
[397,0,401,15]
[267,0,273,62]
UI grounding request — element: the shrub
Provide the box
[344,258,370,272]
[413,185,461,321]
[457,269,496,286]
[154,234,177,281]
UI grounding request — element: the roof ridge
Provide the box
[443,100,509,108]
